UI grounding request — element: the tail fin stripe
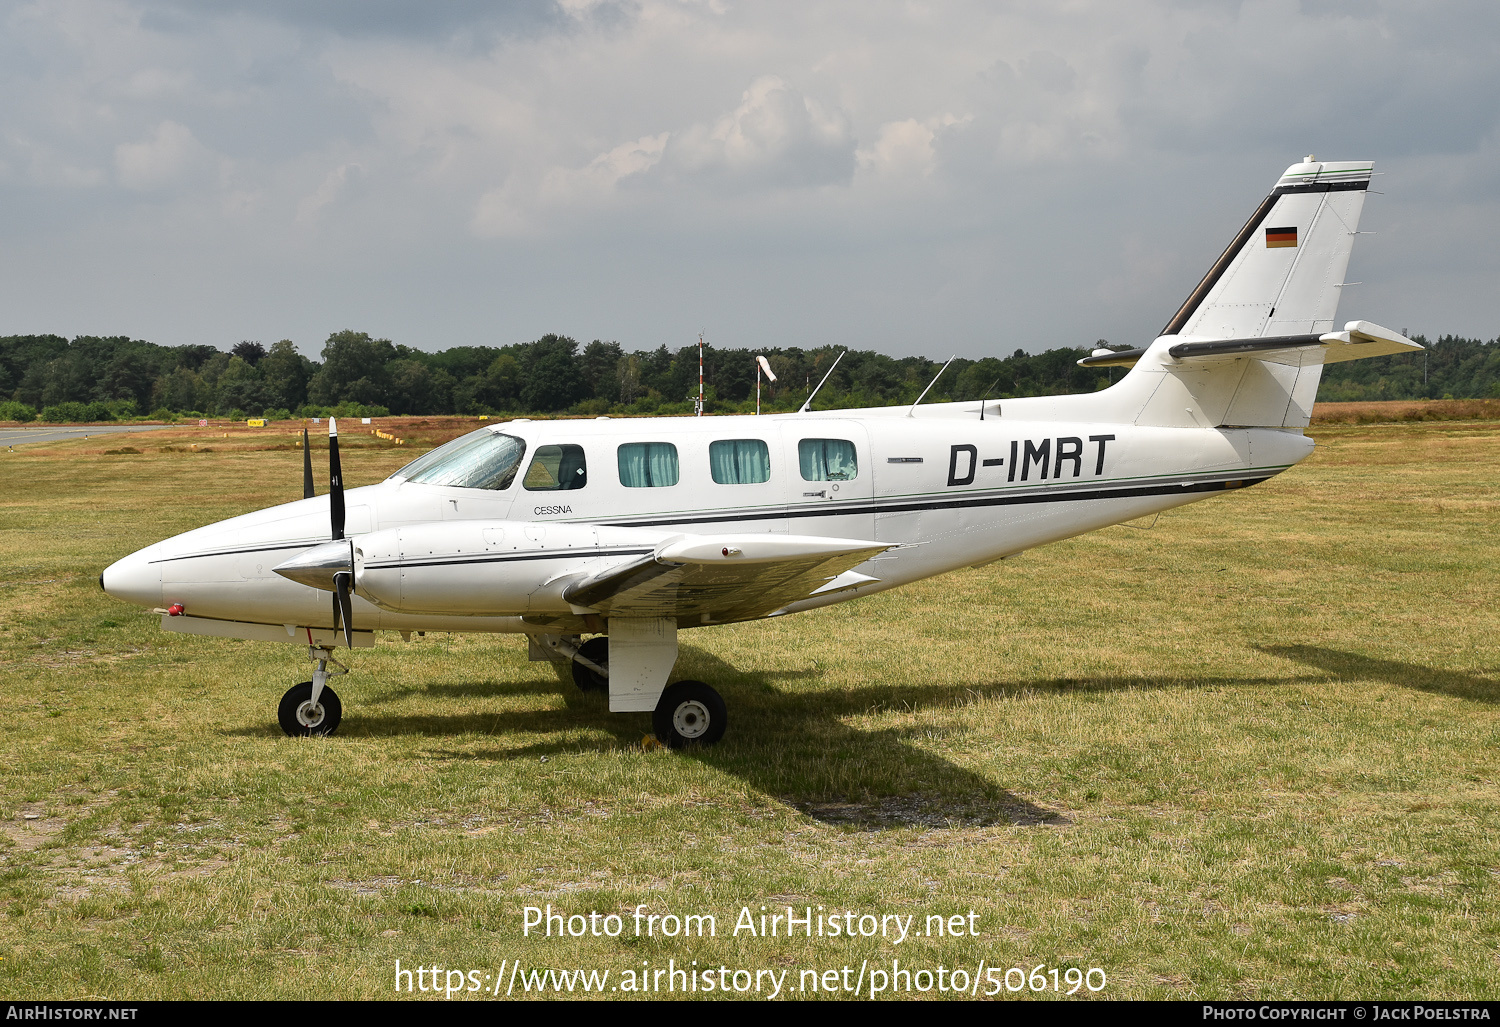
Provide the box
[1160,191,1279,337]
[1274,180,1369,195]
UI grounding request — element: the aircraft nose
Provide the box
[101,552,162,609]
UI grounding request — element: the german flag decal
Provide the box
[1265,226,1298,248]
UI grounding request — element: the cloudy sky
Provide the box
[1,0,1496,360]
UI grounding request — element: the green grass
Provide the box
[0,419,1496,1000]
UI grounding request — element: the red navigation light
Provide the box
[167,603,185,617]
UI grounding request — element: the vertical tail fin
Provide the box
[1161,158,1372,341]
[1053,160,1416,431]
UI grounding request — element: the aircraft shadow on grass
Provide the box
[234,646,1345,830]
[1259,645,1499,704]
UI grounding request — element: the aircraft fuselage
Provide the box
[102,409,1313,645]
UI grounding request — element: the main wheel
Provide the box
[651,680,726,748]
[570,636,609,692]
[278,681,343,737]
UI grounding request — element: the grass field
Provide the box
[0,417,1496,1000]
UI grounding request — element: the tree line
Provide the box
[0,328,1495,423]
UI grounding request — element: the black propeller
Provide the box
[271,419,358,649]
[302,427,315,499]
[328,418,353,649]
[329,418,345,542]
[332,570,354,650]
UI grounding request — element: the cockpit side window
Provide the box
[524,444,588,491]
[392,429,527,491]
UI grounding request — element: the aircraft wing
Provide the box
[561,534,891,623]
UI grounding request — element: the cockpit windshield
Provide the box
[389,429,527,490]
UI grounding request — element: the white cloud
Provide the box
[473,132,667,237]
[663,75,855,189]
[113,120,217,190]
[295,161,362,223]
[857,114,968,180]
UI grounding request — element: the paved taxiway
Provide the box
[0,424,178,448]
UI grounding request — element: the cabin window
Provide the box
[709,439,771,484]
[523,444,588,491]
[617,442,679,487]
[798,438,858,481]
[392,429,527,491]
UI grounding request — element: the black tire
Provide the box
[570,636,609,692]
[278,681,343,737]
[652,680,726,748]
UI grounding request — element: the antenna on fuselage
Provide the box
[906,354,956,418]
[797,349,847,413]
[977,376,1002,421]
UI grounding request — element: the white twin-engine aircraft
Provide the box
[102,158,1421,748]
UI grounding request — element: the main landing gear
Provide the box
[570,636,609,692]
[557,636,728,749]
[652,680,727,749]
[279,646,346,737]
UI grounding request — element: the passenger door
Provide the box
[780,421,874,540]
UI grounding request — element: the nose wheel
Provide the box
[279,681,342,736]
[278,645,347,737]
[652,680,726,748]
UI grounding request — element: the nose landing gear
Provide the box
[279,646,347,737]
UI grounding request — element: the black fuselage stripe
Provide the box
[601,475,1270,528]
[151,540,322,565]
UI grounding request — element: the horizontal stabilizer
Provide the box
[1138,320,1421,428]
[1168,333,1322,363]
[1077,347,1147,368]
[1168,321,1421,367]
[1315,320,1425,363]
[1076,321,1421,371]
